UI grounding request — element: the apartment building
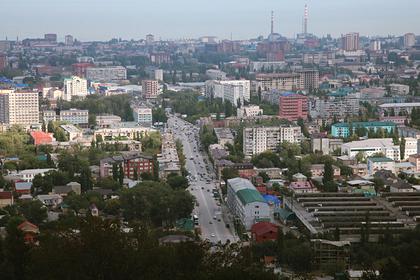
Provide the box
[94,122,155,141]
[133,107,153,126]
[100,152,154,179]
[0,90,39,126]
[63,76,88,101]
[278,92,308,121]
[309,96,360,119]
[142,80,159,99]
[95,115,121,128]
[255,70,319,92]
[205,80,250,107]
[59,109,89,126]
[86,66,127,81]
[243,126,302,158]
[158,132,181,179]
[342,33,360,51]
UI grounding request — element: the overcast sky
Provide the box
[2,0,419,41]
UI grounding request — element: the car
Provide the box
[207,189,210,192]
[201,187,204,190]
[217,219,221,222]
[210,233,216,237]
[213,216,217,220]
[209,221,213,224]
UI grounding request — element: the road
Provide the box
[167,115,237,244]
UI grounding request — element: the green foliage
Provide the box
[120,181,194,226]
[141,131,162,155]
[167,174,189,189]
[152,107,168,124]
[59,94,134,121]
[221,168,239,183]
[252,151,281,168]
[16,200,47,224]
[200,125,217,151]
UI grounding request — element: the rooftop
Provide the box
[379,102,420,108]
[368,157,394,163]
[332,121,396,128]
[236,188,266,205]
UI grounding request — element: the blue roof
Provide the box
[263,195,281,207]
[280,91,298,97]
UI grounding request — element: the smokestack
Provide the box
[271,10,274,34]
[304,4,308,35]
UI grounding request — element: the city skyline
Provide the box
[2,0,420,41]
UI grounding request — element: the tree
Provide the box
[118,163,124,186]
[323,161,334,186]
[221,168,239,183]
[112,163,119,182]
[17,200,47,224]
[400,136,406,160]
[258,172,270,183]
[167,174,189,189]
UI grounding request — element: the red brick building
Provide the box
[251,222,279,243]
[278,92,308,121]
[100,152,154,179]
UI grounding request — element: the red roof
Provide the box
[30,131,53,146]
[251,222,279,236]
[17,221,39,233]
[0,191,12,199]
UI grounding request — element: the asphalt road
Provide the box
[167,115,237,244]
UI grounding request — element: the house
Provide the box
[37,194,63,207]
[227,178,270,230]
[53,181,81,196]
[310,164,341,178]
[17,221,40,244]
[367,157,395,176]
[251,222,279,243]
[9,168,56,182]
[289,180,318,194]
[0,191,13,207]
[348,164,368,177]
[408,154,420,172]
[30,131,55,146]
[14,182,32,195]
[100,152,154,179]
[89,204,99,216]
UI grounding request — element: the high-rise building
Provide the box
[370,40,381,51]
[142,80,159,99]
[63,76,88,101]
[243,126,302,158]
[146,34,154,44]
[133,107,153,126]
[0,90,39,126]
[65,35,74,46]
[44,33,57,43]
[205,80,250,107]
[342,33,359,51]
[404,33,416,48]
[0,53,7,71]
[279,92,308,121]
[86,66,127,82]
[297,69,319,91]
[154,69,164,81]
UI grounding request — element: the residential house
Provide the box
[251,222,279,243]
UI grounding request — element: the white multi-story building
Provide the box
[94,122,156,141]
[367,157,395,176]
[154,69,164,81]
[133,107,152,126]
[86,66,127,82]
[404,33,416,48]
[237,105,263,118]
[205,80,250,107]
[205,69,227,80]
[59,109,89,126]
[0,90,39,126]
[389,84,410,95]
[96,115,121,128]
[403,137,418,160]
[243,126,302,158]
[63,76,88,101]
[341,138,401,161]
[227,178,270,230]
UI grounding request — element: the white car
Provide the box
[210,233,216,237]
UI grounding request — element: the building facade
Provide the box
[133,107,153,126]
[59,109,89,126]
[278,92,308,121]
[342,33,360,51]
[243,126,302,158]
[0,90,39,126]
[63,76,88,101]
[227,178,270,230]
[331,122,396,138]
[142,80,159,99]
[86,66,127,81]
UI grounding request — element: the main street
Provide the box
[167,115,237,244]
